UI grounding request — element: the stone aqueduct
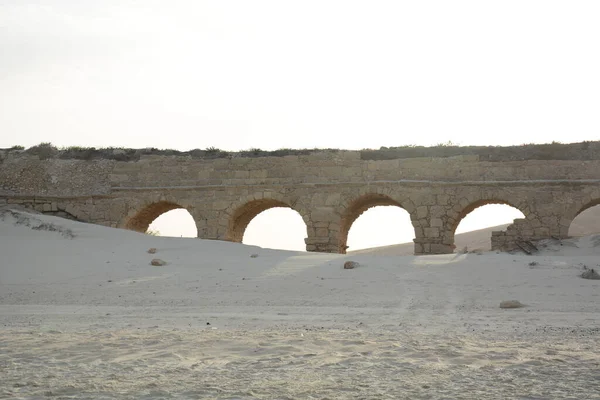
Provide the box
[1,142,600,254]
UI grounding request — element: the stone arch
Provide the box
[338,193,416,254]
[124,200,195,234]
[446,198,528,249]
[225,194,309,243]
[573,198,600,217]
[450,199,528,234]
[564,196,600,237]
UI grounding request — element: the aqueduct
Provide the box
[2,142,600,254]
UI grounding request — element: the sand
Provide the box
[1,209,599,399]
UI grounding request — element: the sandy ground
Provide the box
[1,209,599,399]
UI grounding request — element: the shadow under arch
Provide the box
[226,198,308,243]
[125,201,192,233]
[339,193,415,254]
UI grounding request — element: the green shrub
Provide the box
[26,142,58,159]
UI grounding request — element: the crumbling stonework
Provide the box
[1,142,599,254]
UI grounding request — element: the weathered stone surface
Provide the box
[150,258,166,266]
[2,143,600,255]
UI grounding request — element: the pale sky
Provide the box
[2,1,599,250]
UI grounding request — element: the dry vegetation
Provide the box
[1,141,599,162]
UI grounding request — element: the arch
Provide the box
[339,193,416,253]
[567,198,600,237]
[448,199,527,250]
[243,208,308,251]
[571,198,600,221]
[450,199,527,235]
[125,201,190,233]
[226,197,309,243]
[148,209,198,237]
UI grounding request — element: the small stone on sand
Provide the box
[344,261,359,269]
[581,269,600,280]
[500,300,524,309]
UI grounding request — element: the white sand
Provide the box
[1,209,599,399]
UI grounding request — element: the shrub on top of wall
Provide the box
[25,142,58,160]
[59,146,99,160]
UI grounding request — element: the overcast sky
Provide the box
[2,1,599,250]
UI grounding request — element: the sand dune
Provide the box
[1,209,599,399]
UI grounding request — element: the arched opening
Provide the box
[125,201,197,237]
[147,209,197,238]
[453,201,525,251]
[228,199,308,251]
[568,200,600,237]
[340,194,415,253]
[243,208,307,251]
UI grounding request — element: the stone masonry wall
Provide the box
[2,142,600,255]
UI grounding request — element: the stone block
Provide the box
[316,228,329,237]
[430,243,453,254]
[213,201,230,211]
[311,207,338,223]
[197,170,211,179]
[437,194,450,205]
[424,227,440,237]
[109,174,130,183]
[420,195,437,206]
[325,193,341,206]
[430,218,443,227]
[249,170,268,179]
[64,204,79,218]
[559,217,572,228]
[534,227,550,236]
[430,206,446,217]
[413,243,424,254]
